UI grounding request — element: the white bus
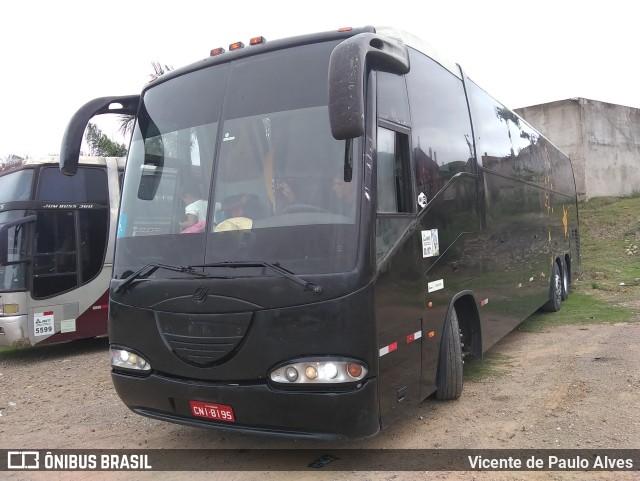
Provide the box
[0,156,124,347]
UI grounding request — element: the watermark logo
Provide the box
[7,451,39,469]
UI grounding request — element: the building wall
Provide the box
[516,98,640,199]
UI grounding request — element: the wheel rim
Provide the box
[554,272,562,304]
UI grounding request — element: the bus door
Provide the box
[374,70,423,427]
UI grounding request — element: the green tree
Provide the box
[85,123,127,157]
[0,154,26,171]
[118,61,174,137]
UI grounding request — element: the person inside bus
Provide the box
[179,185,207,231]
[273,177,297,213]
[216,193,263,222]
[273,174,356,217]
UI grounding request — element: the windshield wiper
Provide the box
[189,261,323,295]
[115,262,207,294]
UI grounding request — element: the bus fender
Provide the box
[436,291,482,393]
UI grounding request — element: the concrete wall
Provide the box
[516,98,640,199]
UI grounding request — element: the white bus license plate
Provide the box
[189,400,235,422]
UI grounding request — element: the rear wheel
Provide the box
[436,307,463,400]
[542,261,562,312]
[561,258,570,301]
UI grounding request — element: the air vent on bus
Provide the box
[157,311,253,366]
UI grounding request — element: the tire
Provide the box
[542,261,562,312]
[561,257,570,301]
[436,307,463,400]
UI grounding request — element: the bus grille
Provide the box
[157,311,253,366]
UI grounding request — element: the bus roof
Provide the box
[373,26,462,79]
[147,26,462,91]
[0,156,125,175]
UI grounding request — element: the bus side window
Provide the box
[33,211,78,297]
[376,125,413,264]
[376,126,411,213]
[404,49,475,206]
[32,167,109,298]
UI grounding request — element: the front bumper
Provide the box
[112,371,380,440]
[0,314,29,347]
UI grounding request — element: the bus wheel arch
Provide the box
[452,292,482,358]
[435,292,481,400]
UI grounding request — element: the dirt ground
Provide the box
[1,317,639,481]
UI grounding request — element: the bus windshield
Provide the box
[0,169,33,291]
[116,40,360,278]
[0,168,33,204]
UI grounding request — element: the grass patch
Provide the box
[0,338,109,362]
[518,293,634,332]
[461,196,639,381]
[464,352,513,382]
[514,195,640,335]
[0,343,34,359]
[578,195,640,291]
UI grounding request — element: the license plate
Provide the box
[189,400,235,423]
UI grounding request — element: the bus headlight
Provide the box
[270,358,367,385]
[110,347,151,373]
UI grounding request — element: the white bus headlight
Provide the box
[270,358,367,385]
[284,366,299,382]
[110,347,151,372]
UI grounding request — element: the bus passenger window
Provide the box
[376,126,411,213]
[404,49,475,204]
[376,125,413,265]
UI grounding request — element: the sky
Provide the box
[1,0,636,159]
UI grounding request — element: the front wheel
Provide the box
[436,307,463,400]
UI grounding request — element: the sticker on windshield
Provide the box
[421,229,439,258]
[117,214,127,238]
[222,132,236,142]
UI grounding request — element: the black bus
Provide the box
[59,26,579,439]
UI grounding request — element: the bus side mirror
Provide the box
[328,33,410,140]
[136,159,165,201]
[60,95,140,176]
[0,215,36,266]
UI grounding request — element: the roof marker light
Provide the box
[338,27,353,32]
[229,41,245,51]
[249,36,266,46]
[210,47,226,56]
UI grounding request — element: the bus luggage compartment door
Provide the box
[377,319,422,428]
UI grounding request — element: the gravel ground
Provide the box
[1,318,639,481]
